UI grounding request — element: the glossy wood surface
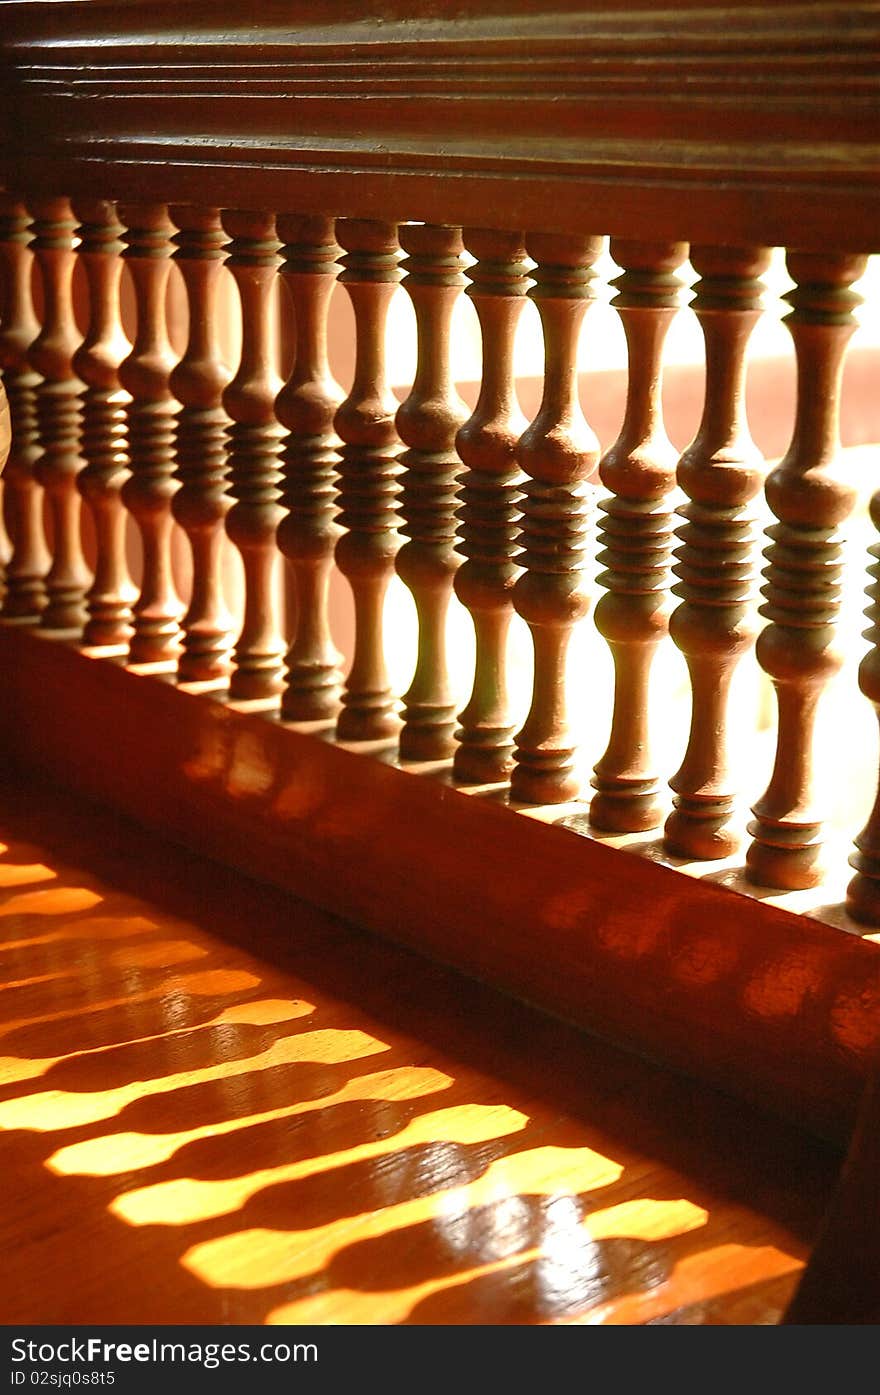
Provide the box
[849,490,880,925]
[73,196,136,648]
[0,625,877,1146]
[169,204,234,684]
[28,195,90,631]
[747,253,867,890]
[0,195,48,621]
[453,227,528,784]
[395,223,468,762]
[0,376,9,475]
[511,233,600,804]
[590,239,686,832]
[2,4,878,255]
[118,201,183,663]
[221,210,285,702]
[0,774,841,1324]
[275,214,344,721]
[664,246,769,860]
[333,219,403,743]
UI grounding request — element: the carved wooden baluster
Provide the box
[333,219,403,741]
[453,228,528,783]
[663,246,770,858]
[0,195,49,620]
[747,252,867,889]
[118,203,183,662]
[72,198,136,646]
[396,223,469,761]
[221,210,285,701]
[275,214,343,719]
[511,234,602,804]
[28,196,90,631]
[0,487,9,588]
[590,240,687,830]
[169,205,234,682]
[848,492,880,924]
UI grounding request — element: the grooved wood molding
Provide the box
[1,2,879,249]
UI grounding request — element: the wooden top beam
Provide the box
[1,2,879,250]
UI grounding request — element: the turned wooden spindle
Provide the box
[169,205,234,683]
[0,195,49,620]
[0,486,9,589]
[663,246,770,858]
[396,223,469,761]
[28,196,90,631]
[0,381,9,476]
[333,219,403,742]
[848,491,880,925]
[511,234,602,804]
[275,214,343,720]
[72,198,136,647]
[118,203,183,663]
[590,240,687,831]
[746,251,867,890]
[453,228,528,783]
[221,209,286,701]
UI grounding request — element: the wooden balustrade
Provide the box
[72,197,136,647]
[4,8,880,1249]
[848,489,880,925]
[0,486,9,589]
[395,223,469,762]
[2,176,880,925]
[28,195,91,631]
[747,252,867,891]
[0,195,49,621]
[664,246,770,859]
[333,219,403,743]
[453,228,528,784]
[590,240,686,831]
[511,234,602,805]
[221,210,286,702]
[0,379,9,481]
[275,214,343,721]
[168,204,234,684]
[118,202,183,664]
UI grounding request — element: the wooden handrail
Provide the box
[1,3,878,250]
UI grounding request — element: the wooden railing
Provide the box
[1,0,879,1143]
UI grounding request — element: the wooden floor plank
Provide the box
[0,778,840,1325]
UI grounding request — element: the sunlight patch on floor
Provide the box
[47,1065,453,1177]
[0,886,103,917]
[583,1242,804,1326]
[0,862,57,888]
[0,1023,380,1132]
[111,1102,530,1227]
[4,996,317,1099]
[180,1142,626,1294]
